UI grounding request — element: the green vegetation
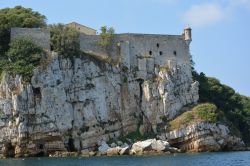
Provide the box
[169,103,222,130]
[117,129,155,143]
[194,103,218,122]
[99,26,115,47]
[50,24,80,57]
[0,6,46,56]
[193,71,250,144]
[0,6,46,82]
[1,38,43,82]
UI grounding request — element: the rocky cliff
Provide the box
[0,52,199,157]
[166,122,245,152]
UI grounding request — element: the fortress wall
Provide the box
[10,28,191,75]
[79,33,191,72]
[121,34,190,67]
[11,28,50,50]
[80,34,121,60]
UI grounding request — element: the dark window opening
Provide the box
[173,51,177,56]
[156,43,160,48]
[159,51,163,55]
[149,51,152,55]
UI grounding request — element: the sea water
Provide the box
[0,151,250,166]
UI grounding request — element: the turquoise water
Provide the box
[1,151,250,166]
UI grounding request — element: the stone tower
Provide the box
[183,26,192,45]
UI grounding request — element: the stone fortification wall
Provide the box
[11,28,50,50]
[80,33,192,80]
[10,28,190,71]
[119,34,190,66]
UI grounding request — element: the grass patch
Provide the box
[169,103,221,130]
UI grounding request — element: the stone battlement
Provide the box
[10,27,192,73]
[11,28,50,50]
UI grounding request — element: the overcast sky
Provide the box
[1,0,250,96]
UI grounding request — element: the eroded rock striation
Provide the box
[0,49,199,157]
[166,122,245,152]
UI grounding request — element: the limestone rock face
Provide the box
[0,52,198,156]
[166,122,245,152]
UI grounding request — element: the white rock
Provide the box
[151,139,169,151]
[107,147,121,156]
[119,146,129,155]
[98,141,110,154]
[131,140,152,153]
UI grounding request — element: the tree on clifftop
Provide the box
[50,24,80,57]
[99,26,115,47]
[2,38,44,82]
[0,6,46,56]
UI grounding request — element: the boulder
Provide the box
[89,151,97,157]
[119,146,130,155]
[151,139,170,152]
[131,140,152,153]
[98,141,110,154]
[107,147,121,156]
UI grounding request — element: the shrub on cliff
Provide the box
[0,6,46,56]
[99,26,115,47]
[169,103,222,130]
[50,24,80,57]
[2,38,44,82]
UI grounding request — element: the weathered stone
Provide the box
[166,122,245,152]
[119,147,130,155]
[98,141,110,154]
[131,140,152,153]
[88,151,96,157]
[107,147,121,156]
[151,139,170,152]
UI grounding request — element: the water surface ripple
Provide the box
[1,151,250,166]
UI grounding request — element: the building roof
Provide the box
[67,22,97,32]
